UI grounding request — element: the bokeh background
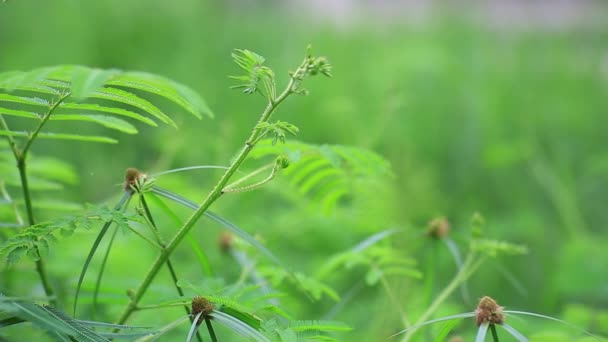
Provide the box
[1,0,607,340]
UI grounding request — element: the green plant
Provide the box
[0,47,357,341]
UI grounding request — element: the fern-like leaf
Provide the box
[107,71,213,118]
[250,139,391,213]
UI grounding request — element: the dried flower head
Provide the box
[191,296,215,325]
[475,296,505,326]
[124,168,145,192]
[427,217,450,239]
[219,231,233,252]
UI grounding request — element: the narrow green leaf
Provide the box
[186,312,203,342]
[433,319,461,342]
[0,107,40,118]
[50,114,138,134]
[0,93,49,106]
[0,67,61,91]
[0,130,118,144]
[70,66,119,100]
[387,312,476,339]
[475,322,490,342]
[150,187,286,269]
[210,310,270,342]
[146,193,214,276]
[108,72,213,119]
[73,193,132,316]
[92,226,119,320]
[500,323,529,342]
[90,87,175,127]
[59,102,157,126]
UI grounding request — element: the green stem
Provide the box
[223,163,273,191]
[400,253,484,342]
[21,92,70,156]
[2,93,70,307]
[490,324,499,342]
[116,58,308,326]
[223,163,279,193]
[140,194,203,342]
[205,318,217,342]
[0,114,19,160]
[380,274,410,328]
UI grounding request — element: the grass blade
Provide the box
[150,165,230,177]
[145,192,213,276]
[186,313,203,342]
[388,312,475,339]
[475,322,489,342]
[91,226,119,320]
[443,238,470,304]
[503,310,603,341]
[150,187,286,268]
[210,310,270,342]
[500,323,529,342]
[73,192,132,316]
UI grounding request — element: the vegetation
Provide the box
[1,1,607,341]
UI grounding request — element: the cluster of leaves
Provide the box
[0,206,141,265]
[255,120,300,145]
[0,64,211,144]
[318,244,422,287]
[261,319,351,342]
[250,139,392,213]
[230,49,276,98]
[0,294,155,341]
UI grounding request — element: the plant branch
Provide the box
[9,92,70,307]
[21,92,70,156]
[116,56,310,326]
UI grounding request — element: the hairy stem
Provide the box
[116,58,308,325]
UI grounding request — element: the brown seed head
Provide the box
[191,296,215,325]
[124,168,144,192]
[427,217,450,239]
[475,296,504,326]
[219,231,233,252]
[449,337,464,342]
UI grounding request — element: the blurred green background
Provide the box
[1,0,607,340]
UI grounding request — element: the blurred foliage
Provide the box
[1,0,607,341]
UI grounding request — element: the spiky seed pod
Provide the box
[475,296,505,326]
[427,217,450,239]
[124,168,144,192]
[191,296,215,325]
